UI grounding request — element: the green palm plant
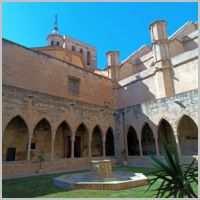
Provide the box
[146,137,198,198]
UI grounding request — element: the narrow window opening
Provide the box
[87,51,91,65]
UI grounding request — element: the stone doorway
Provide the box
[6,148,16,161]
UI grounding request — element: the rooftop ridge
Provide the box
[168,21,194,40]
[64,34,96,49]
[120,44,151,65]
[2,38,111,81]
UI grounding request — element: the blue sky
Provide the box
[2,2,198,69]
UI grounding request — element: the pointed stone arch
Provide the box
[105,127,115,156]
[91,125,103,157]
[3,115,29,161]
[54,121,72,159]
[177,115,198,155]
[157,118,175,155]
[75,123,89,157]
[141,122,156,155]
[31,118,51,160]
[127,125,139,156]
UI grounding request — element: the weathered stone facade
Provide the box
[2,19,198,178]
[2,85,115,160]
[115,89,198,157]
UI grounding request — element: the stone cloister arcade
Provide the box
[2,115,115,162]
[3,113,198,163]
[126,115,198,157]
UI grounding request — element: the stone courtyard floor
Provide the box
[2,166,198,198]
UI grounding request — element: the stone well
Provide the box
[53,159,149,190]
[90,160,113,180]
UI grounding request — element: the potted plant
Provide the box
[37,151,45,173]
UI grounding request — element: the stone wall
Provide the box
[2,157,118,179]
[115,89,198,157]
[33,46,85,69]
[2,39,114,108]
[114,21,198,109]
[117,69,158,108]
[127,156,198,167]
[172,51,198,94]
[63,35,97,70]
[116,51,198,108]
[119,45,153,80]
[2,84,115,161]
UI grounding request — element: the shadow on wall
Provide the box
[182,35,198,51]
[115,91,198,158]
[126,112,197,157]
[120,58,149,78]
[117,74,156,108]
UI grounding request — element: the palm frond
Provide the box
[147,136,198,198]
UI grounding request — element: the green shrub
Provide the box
[146,137,198,198]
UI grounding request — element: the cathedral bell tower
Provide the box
[46,15,64,48]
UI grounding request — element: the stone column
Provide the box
[88,135,92,158]
[125,134,128,159]
[103,135,106,157]
[106,51,120,83]
[26,97,33,161]
[174,133,181,157]
[155,137,160,156]
[139,137,143,156]
[51,133,56,160]
[71,136,75,159]
[121,112,127,161]
[27,131,33,161]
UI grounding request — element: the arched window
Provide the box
[87,51,91,66]
[51,41,54,46]
[56,41,59,46]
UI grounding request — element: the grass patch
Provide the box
[2,166,198,198]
